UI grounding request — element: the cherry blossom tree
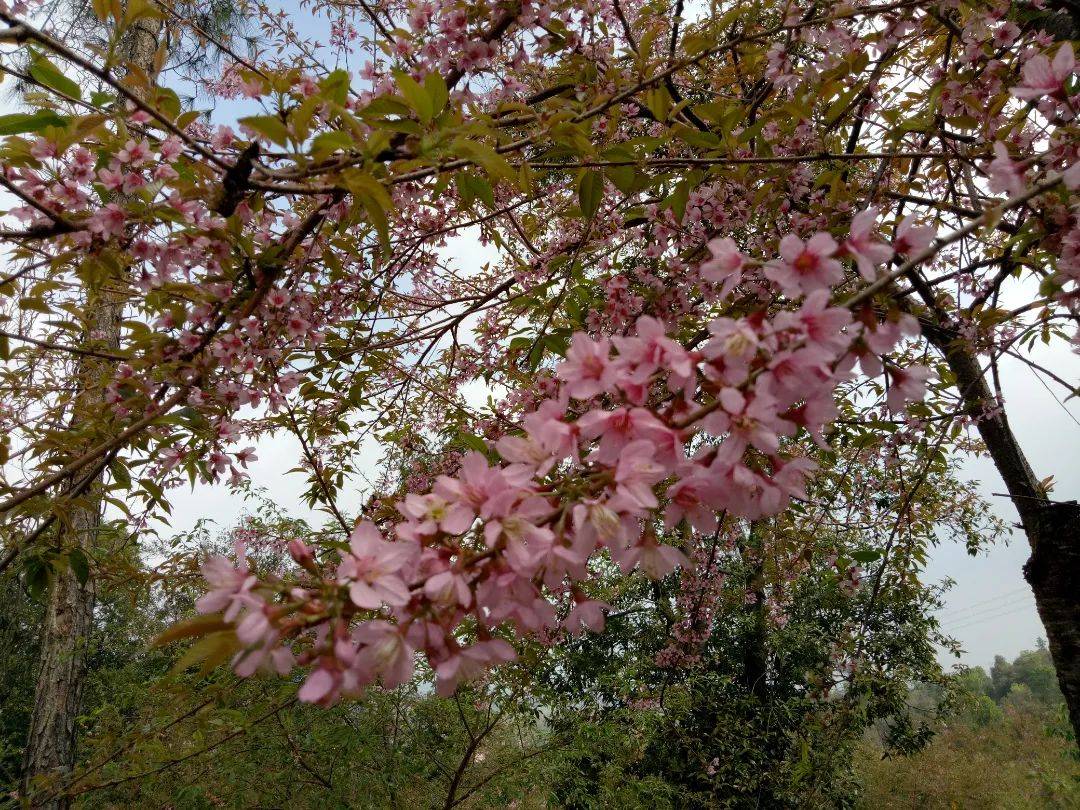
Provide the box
[1,0,1078,798]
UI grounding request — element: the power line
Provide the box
[946,598,1035,627]
[936,592,1032,623]
[944,602,1037,633]
[934,586,1030,619]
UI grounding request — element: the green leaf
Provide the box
[176,109,202,131]
[360,96,413,119]
[154,614,232,647]
[153,87,182,121]
[341,169,394,251]
[239,114,290,147]
[455,172,494,208]
[341,168,393,211]
[457,431,489,453]
[357,191,390,252]
[18,297,52,314]
[110,459,131,488]
[644,86,672,123]
[310,130,353,160]
[668,179,691,222]
[453,139,517,184]
[170,631,239,677]
[851,550,882,564]
[578,170,603,219]
[0,110,68,135]
[424,71,449,118]
[29,55,82,101]
[455,171,476,205]
[319,70,352,106]
[394,70,433,123]
[23,555,51,599]
[68,548,90,585]
[123,0,162,25]
[605,164,637,195]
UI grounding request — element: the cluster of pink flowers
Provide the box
[10,122,351,489]
[997,42,1080,310]
[197,211,931,703]
[655,540,729,670]
[8,0,1076,730]
[1011,43,1075,105]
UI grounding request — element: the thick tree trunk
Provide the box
[1023,501,1080,738]
[21,292,122,806]
[20,17,162,807]
[919,309,1080,744]
[20,493,103,807]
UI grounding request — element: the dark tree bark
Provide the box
[1023,501,1080,739]
[20,493,103,807]
[21,289,123,806]
[917,299,1080,745]
[20,17,162,807]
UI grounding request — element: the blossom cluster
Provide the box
[197,211,931,703]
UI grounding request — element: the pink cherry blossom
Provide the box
[706,388,793,461]
[556,334,617,399]
[700,236,745,299]
[842,208,893,280]
[886,364,930,413]
[435,638,516,696]
[987,142,1026,197]
[612,439,668,510]
[423,568,473,607]
[1011,43,1076,100]
[702,317,764,386]
[196,554,257,621]
[564,598,610,634]
[354,621,415,688]
[434,452,518,522]
[893,215,936,257]
[116,138,152,166]
[87,204,126,239]
[398,492,475,536]
[765,233,844,297]
[521,397,580,462]
[612,533,688,579]
[773,290,852,355]
[664,469,720,533]
[577,407,672,466]
[495,433,557,474]
[338,522,413,609]
[298,666,339,704]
